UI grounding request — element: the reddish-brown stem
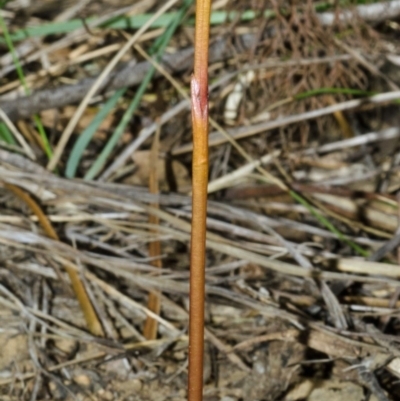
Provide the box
[188,1,211,401]
[5,183,104,337]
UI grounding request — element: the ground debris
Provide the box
[2,0,400,400]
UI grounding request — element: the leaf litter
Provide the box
[2,0,400,400]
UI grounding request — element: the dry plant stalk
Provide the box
[189,0,211,400]
[5,183,104,337]
[143,126,162,340]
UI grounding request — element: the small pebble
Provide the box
[174,351,186,361]
[117,378,143,393]
[98,389,114,401]
[165,364,176,375]
[73,374,91,388]
[130,379,142,392]
[220,397,236,401]
[54,338,77,355]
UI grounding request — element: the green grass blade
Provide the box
[84,0,192,180]
[0,122,16,144]
[65,88,127,178]
[83,89,143,180]
[294,87,376,100]
[0,15,53,159]
[0,16,29,92]
[0,0,11,9]
[4,8,268,44]
[33,114,53,159]
[2,0,376,44]
[289,190,368,256]
[3,14,176,43]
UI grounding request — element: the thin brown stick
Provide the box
[143,124,162,340]
[5,183,104,337]
[188,1,211,400]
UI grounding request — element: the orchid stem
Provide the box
[188,1,211,401]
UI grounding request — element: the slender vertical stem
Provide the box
[188,1,211,401]
[143,126,162,340]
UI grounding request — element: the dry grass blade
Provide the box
[0,107,35,160]
[173,91,400,154]
[338,258,400,278]
[47,0,179,171]
[143,124,162,340]
[4,1,400,399]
